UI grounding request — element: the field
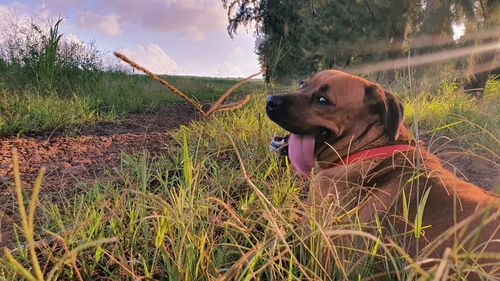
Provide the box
[0,72,263,136]
[0,69,499,280]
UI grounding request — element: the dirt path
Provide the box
[0,104,198,195]
[0,105,499,196]
[425,141,499,190]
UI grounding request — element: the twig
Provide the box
[113,52,206,116]
[114,51,262,118]
[206,70,263,116]
[56,235,84,281]
[207,95,252,116]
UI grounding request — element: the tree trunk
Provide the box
[464,0,500,98]
[385,1,411,84]
[464,44,498,98]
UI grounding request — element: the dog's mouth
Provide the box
[288,127,333,178]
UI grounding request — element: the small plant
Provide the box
[0,17,102,93]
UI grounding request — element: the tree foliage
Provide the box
[222,0,499,91]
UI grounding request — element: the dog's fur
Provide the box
[266,70,500,276]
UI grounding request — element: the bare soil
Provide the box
[0,104,198,195]
[423,137,500,191]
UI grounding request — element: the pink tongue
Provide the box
[288,133,315,178]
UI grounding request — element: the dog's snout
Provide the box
[266,95,282,111]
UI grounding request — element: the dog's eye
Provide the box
[318,96,329,105]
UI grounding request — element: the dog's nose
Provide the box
[266,95,282,111]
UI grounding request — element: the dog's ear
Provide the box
[364,85,404,141]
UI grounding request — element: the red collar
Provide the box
[336,144,415,166]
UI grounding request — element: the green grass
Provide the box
[92,73,264,113]
[1,77,499,279]
[0,73,264,136]
[400,78,500,153]
[0,89,116,136]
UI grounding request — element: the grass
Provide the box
[0,75,499,280]
[400,78,500,153]
[0,73,264,136]
[92,72,264,114]
[0,89,116,136]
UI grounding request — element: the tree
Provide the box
[222,0,424,82]
[222,0,498,87]
[415,0,499,97]
[223,0,310,82]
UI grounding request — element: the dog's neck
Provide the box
[315,124,412,168]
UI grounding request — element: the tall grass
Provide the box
[401,78,500,153]
[1,86,498,280]
[0,18,101,94]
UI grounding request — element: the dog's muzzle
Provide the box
[266,95,284,113]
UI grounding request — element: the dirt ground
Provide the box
[423,138,499,191]
[0,104,198,195]
[0,105,499,196]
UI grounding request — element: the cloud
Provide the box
[216,62,245,78]
[79,11,121,37]
[230,47,243,58]
[102,0,227,41]
[122,43,178,74]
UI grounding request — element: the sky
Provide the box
[0,0,261,77]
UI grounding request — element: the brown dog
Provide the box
[266,70,499,278]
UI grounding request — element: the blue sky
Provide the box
[0,0,261,77]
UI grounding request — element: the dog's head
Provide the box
[266,70,405,170]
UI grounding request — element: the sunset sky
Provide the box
[0,0,261,77]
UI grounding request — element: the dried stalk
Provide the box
[114,52,205,116]
[205,70,263,116]
[114,51,261,118]
[206,95,252,116]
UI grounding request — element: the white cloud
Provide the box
[122,43,178,74]
[216,62,245,78]
[182,27,206,42]
[79,11,121,37]
[102,0,226,41]
[1,1,29,14]
[230,47,243,58]
[34,3,53,19]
